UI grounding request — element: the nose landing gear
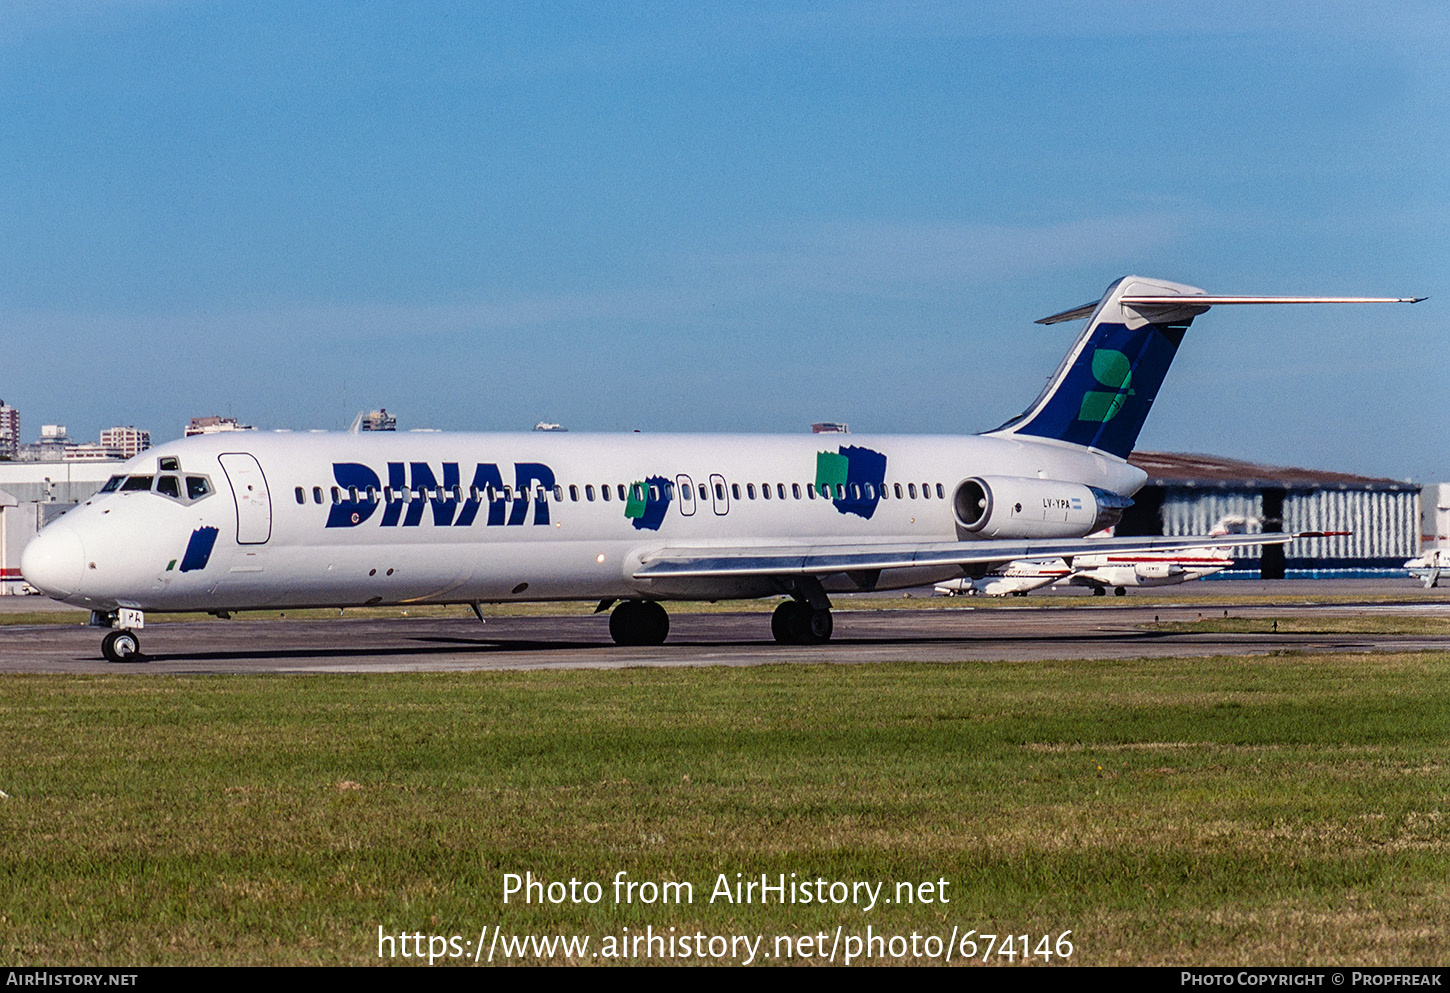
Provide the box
[101,629,143,663]
[92,608,146,663]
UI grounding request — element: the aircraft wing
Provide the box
[633,531,1325,580]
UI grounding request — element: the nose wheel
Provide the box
[101,629,144,664]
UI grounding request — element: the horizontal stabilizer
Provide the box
[1040,294,1424,324]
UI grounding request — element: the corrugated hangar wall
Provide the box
[1154,488,1419,570]
[1122,452,1422,575]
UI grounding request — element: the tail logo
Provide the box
[1077,348,1136,423]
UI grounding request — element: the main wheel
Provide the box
[801,607,833,644]
[1114,586,1127,597]
[772,601,832,645]
[771,600,802,643]
[101,629,143,663]
[609,600,669,646]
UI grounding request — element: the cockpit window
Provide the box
[156,475,181,499]
[186,476,212,500]
[121,475,154,491]
[158,456,181,472]
[100,475,125,493]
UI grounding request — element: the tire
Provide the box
[774,601,832,645]
[101,630,143,663]
[637,600,669,645]
[1114,586,1127,597]
[803,607,833,644]
[771,601,800,644]
[609,601,669,646]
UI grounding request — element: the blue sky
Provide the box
[2,1,1445,481]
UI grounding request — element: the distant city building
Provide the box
[533,421,567,432]
[360,409,397,432]
[0,402,21,460]
[24,425,71,461]
[100,426,151,460]
[17,426,123,463]
[811,422,850,434]
[185,415,255,437]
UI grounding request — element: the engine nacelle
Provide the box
[952,476,1132,540]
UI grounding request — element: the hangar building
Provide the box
[1121,452,1422,577]
[1,461,120,594]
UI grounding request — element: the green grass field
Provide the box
[2,653,1447,966]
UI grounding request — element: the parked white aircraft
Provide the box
[1406,548,1448,588]
[21,276,1420,661]
[934,518,1251,597]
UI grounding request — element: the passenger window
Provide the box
[617,484,627,501]
[936,483,945,499]
[294,486,305,504]
[879,484,889,500]
[649,485,659,501]
[554,485,564,501]
[747,483,756,499]
[805,483,815,500]
[121,475,153,492]
[187,477,211,500]
[312,486,323,504]
[585,485,595,501]
[835,484,845,500]
[331,487,341,504]
[792,483,801,500]
[601,485,611,501]
[714,483,725,500]
[922,482,932,499]
[157,476,182,499]
[895,483,903,499]
[908,483,918,499]
[760,484,769,500]
[699,483,708,500]
[100,475,125,493]
[731,483,741,500]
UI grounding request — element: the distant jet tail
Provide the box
[986,276,1423,460]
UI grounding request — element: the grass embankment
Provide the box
[1,654,1447,966]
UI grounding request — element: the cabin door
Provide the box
[218,452,273,544]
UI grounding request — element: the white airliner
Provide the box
[21,276,1420,661]
[934,518,1250,597]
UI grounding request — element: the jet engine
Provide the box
[952,476,1132,540]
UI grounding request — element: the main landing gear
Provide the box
[609,599,670,646]
[770,600,833,645]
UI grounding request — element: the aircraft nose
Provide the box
[21,524,86,599]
